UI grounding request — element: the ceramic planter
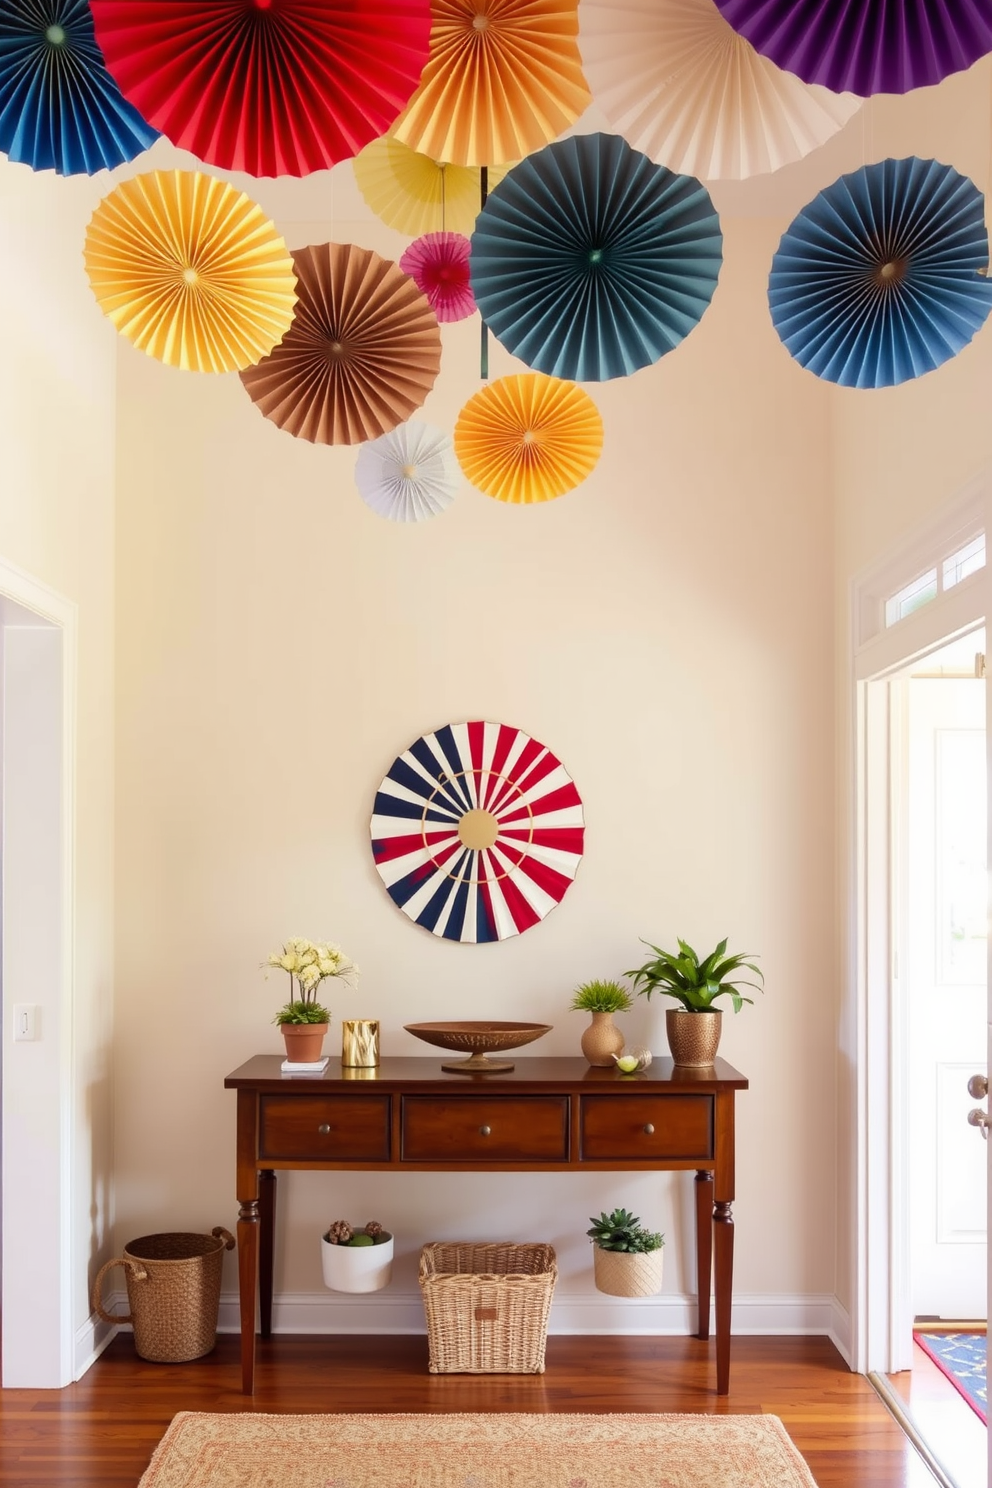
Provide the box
[280,1022,328,1063]
[320,1229,394,1293]
[592,1245,664,1298]
[665,1008,721,1067]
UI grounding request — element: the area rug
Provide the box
[913,1330,987,1423]
[138,1411,819,1487]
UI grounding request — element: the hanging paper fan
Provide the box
[768,158,992,389]
[353,137,510,237]
[400,232,475,323]
[579,0,859,182]
[471,133,723,382]
[0,0,159,175]
[83,170,298,374]
[454,373,603,504]
[240,242,442,446]
[391,0,591,167]
[713,0,992,96]
[89,0,432,177]
[355,421,458,522]
[371,720,585,942]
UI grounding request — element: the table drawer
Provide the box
[401,1096,569,1162]
[259,1095,391,1161]
[580,1095,713,1161]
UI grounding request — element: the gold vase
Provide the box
[665,1008,722,1068]
[580,1010,625,1067]
[342,1019,380,1068]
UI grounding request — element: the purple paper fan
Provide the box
[712,0,992,96]
[400,232,476,323]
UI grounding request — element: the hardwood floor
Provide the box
[0,1333,961,1488]
[886,1340,987,1488]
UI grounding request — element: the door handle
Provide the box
[967,1073,988,1099]
[967,1107,990,1139]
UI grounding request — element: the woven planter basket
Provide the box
[419,1241,557,1374]
[592,1244,664,1298]
[92,1227,235,1362]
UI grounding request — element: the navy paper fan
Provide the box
[470,132,723,382]
[0,0,158,175]
[769,157,992,389]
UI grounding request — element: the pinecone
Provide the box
[364,1219,383,1239]
[327,1219,352,1245]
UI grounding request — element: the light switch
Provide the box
[13,1004,39,1041]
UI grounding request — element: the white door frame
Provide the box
[0,554,77,1387]
[850,480,990,1376]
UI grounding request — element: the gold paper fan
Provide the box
[240,242,443,446]
[83,170,297,373]
[391,0,591,167]
[353,136,509,237]
[454,373,603,503]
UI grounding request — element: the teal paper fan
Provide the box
[470,132,723,382]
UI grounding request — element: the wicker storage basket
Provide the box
[418,1241,557,1374]
[92,1227,235,1362]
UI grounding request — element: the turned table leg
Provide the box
[237,1198,259,1394]
[259,1169,276,1340]
[695,1170,713,1340]
[713,1199,734,1395]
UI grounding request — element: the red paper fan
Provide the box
[90,0,432,177]
[399,232,475,323]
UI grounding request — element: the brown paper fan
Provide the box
[240,243,443,445]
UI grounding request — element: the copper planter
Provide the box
[665,1008,721,1068]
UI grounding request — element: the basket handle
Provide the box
[212,1226,236,1251]
[91,1256,148,1325]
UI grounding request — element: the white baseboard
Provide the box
[828,1297,853,1366]
[74,1310,118,1380]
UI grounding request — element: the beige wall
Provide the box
[113,165,838,1316]
[0,156,118,1341]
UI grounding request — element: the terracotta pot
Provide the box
[665,1008,721,1068]
[592,1245,664,1298]
[280,1022,329,1063]
[580,1010,625,1067]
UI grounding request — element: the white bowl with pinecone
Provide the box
[321,1219,394,1292]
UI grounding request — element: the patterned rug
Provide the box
[914,1331,987,1423]
[138,1412,820,1487]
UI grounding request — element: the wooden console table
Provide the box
[224,1055,748,1395]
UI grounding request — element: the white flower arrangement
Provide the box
[265,937,360,1025]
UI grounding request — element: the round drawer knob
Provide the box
[479,1125,492,1137]
[643,1123,655,1135]
[318,1124,331,1135]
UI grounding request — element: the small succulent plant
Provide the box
[325,1218,388,1247]
[570,978,633,1013]
[587,1207,664,1254]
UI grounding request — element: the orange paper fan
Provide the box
[454,373,602,503]
[83,170,298,373]
[391,0,591,167]
[240,242,442,445]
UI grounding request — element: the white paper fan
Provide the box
[355,421,458,522]
[579,0,860,181]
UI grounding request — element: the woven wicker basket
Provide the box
[418,1240,557,1374]
[92,1227,235,1362]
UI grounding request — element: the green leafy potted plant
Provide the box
[264,937,360,1062]
[570,978,632,1066]
[321,1218,393,1293]
[627,936,762,1067]
[587,1207,665,1297]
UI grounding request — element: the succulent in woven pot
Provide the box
[627,936,763,1067]
[321,1219,394,1293]
[587,1207,665,1298]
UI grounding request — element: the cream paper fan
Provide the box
[579,0,859,181]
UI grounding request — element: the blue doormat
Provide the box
[913,1331,987,1423]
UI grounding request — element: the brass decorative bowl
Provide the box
[403,1020,553,1074]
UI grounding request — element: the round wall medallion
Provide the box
[370,721,585,942]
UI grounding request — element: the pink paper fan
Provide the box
[399,232,475,324]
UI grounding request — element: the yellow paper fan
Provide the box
[83,170,298,373]
[353,136,509,237]
[454,373,603,504]
[391,0,591,167]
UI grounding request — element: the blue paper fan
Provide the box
[470,132,723,382]
[0,0,158,176]
[769,158,992,389]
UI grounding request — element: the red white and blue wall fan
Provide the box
[371,721,585,942]
[712,0,992,96]
[0,0,158,175]
[768,157,992,389]
[470,132,723,382]
[90,0,432,177]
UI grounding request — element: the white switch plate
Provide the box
[13,1004,38,1041]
